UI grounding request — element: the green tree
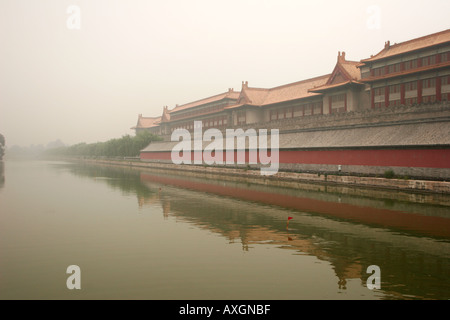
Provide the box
[44,130,161,158]
[0,133,5,160]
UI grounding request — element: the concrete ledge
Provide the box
[77,158,450,194]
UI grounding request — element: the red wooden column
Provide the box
[417,80,423,104]
[400,84,406,105]
[436,76,442,102]
[385,86,389,107]
[344,93,347,112]
[329,96,332,114]
[371,88,375,108]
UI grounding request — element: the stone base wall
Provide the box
[139,158,450,180]
[85,159,450,194]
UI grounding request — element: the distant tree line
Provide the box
[0,133,5,160]
[45,131,162,158]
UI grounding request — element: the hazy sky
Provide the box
[1,0,449,147]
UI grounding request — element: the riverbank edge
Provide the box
[70,158,450,194]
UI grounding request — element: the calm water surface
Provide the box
[0,160,449,300]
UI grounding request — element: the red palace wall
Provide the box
[140,148,450,169]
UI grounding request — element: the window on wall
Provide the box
[389,84,401,106]
[331,94,345,103]
[199,115,227,128]
[405,81,417,92]
[441,52,450,62]
[313,102,323,115]
[387,65,393,74]
[388,63,401,74]
[269,102,322,121]
[237,111,246,125]
[293,106,303,117]
[389,84,400,93]
[442,76,450,101]
[404,81,418,106]
[422,78,437,103]
[285,107,293,119]
[373,67,385,77]
[373,86,385,108]
[423,78,436,89]
[403,59,418,71]
[270,110,277,121]
[303,104,312,116]
[330,93,346,113]
[374,87,384,96]
[422,55,436,67]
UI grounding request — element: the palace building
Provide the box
[131,114,162,135]
[134,29,450,180]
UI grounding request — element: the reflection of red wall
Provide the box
[140,173,450,239]
[141,148,450,168]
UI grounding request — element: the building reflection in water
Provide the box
[137,170,450,299]
[65,163,450,299]
[138,186,170,219]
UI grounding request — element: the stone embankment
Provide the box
[78,158,450,194]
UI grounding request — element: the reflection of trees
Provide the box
[60,163,156,200]
[0,161,4,190]
[0,133,5,160]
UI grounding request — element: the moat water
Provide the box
[0,160,449,300]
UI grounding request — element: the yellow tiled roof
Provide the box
[239,75,330,107]
[361,29,450,63]
[264,75,330,105]
[131,115,161,129]
[340,60,362,81]
[169,90,240,113]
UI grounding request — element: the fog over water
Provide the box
[1,0,449,148]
